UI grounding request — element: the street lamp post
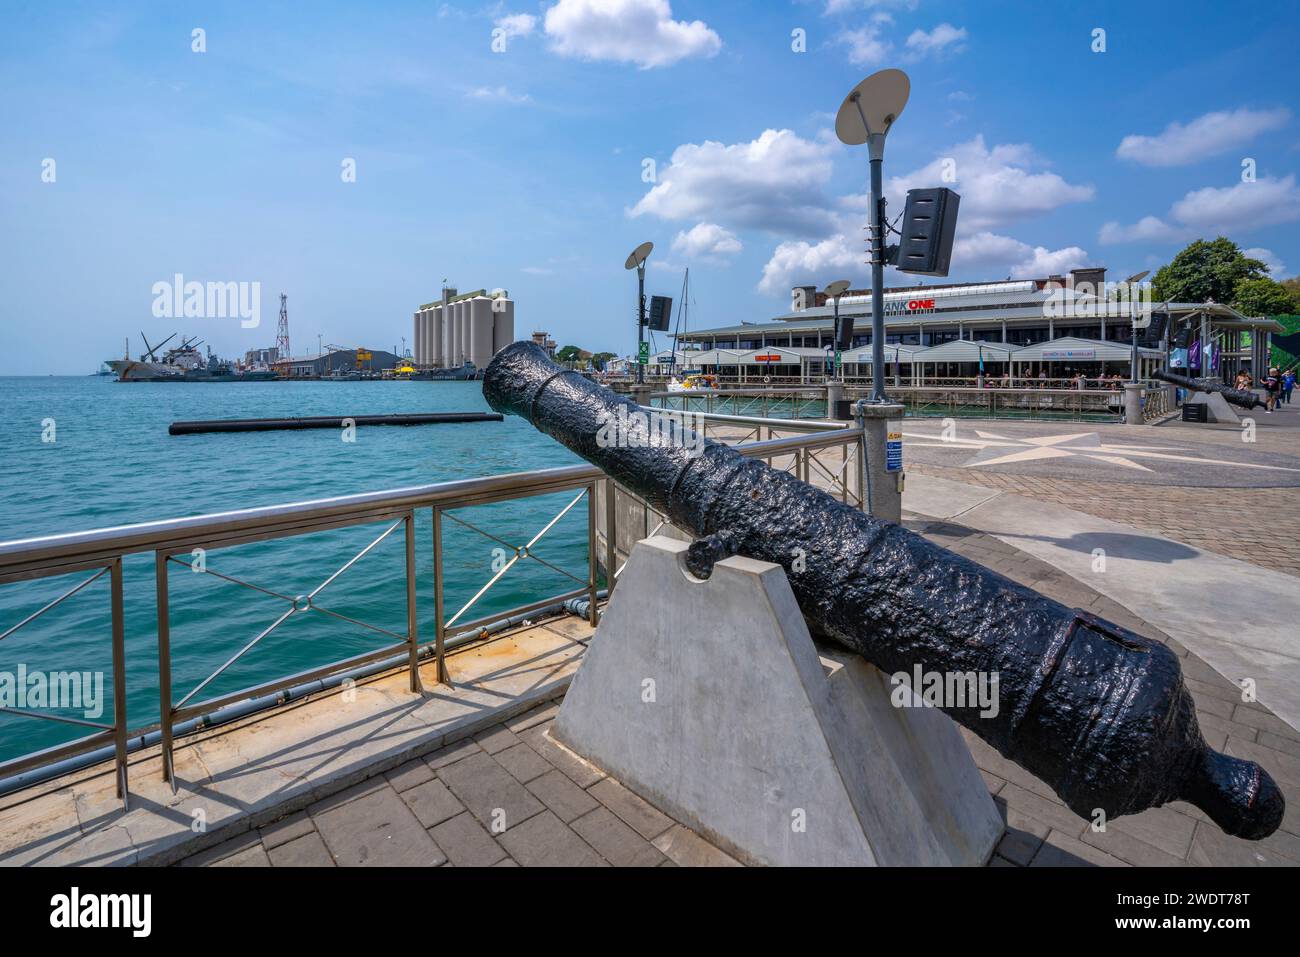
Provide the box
[823,279,851,382]
[1125,270,1150,382]
[625,242,653,385]
[835,70,910,403]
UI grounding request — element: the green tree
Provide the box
[1280,277,1300,312]
[555,344,583,364]
[591,351,616,371]
[1151,237,1269,304]
[1232,277,1296,317]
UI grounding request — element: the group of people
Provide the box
[1235,367,1297,412]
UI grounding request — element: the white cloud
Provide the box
[630,128,839,235]
[1172,175,1300,230]
[495,13,538,38]
[543,0,721,69]
[886,135,1094,230]
[823,0,917,16]
[672,222,743,261]
[1102,174,1300,243]
[904,23,967,58]
[1244,247,1286,276]
[838,24,891,65]
[466,85,532,104]
[522,265,554,275]
[955,231,1090,278]
[1116,107,1290,167]
[1098,216,1188,245]
[754,134,1095,295]
[757,233,863,296]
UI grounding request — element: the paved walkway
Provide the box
[902,402,1300,577]
[181,702,736,868]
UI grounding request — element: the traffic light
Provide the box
[648,295,673,331]
[895,187,960,276]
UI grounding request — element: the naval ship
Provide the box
[106,334,277,382]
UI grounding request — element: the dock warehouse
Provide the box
[671,268,1283,384]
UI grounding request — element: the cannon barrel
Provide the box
[1153,369,1264,410]
[483,343,1284,837]
[484,342,1283,839]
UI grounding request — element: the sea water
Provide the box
[0,376,588,765]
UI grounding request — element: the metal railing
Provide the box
[1141,383,1173,422]
[844,385,1125,422]
[0,419,865,805]
[650,389,828,420]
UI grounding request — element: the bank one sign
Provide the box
[883,297,936,317]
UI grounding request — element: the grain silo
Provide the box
[469,297,495,370]
[457,301,471,367]
[492,297,515,355]
[441,303,453,368]
[413,311,423,365]
[429,305,443,368]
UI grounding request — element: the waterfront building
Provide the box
[673,268,1283,383]
[273,348,401,377]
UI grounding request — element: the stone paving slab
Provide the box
[180,703,735,868]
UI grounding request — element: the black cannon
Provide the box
[484,342,1283,839]
[1154,369,1264,410]
[488,343,1289,837]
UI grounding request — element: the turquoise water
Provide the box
[0,376,590,765]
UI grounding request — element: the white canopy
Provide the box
[843,343,926,363]
[1011,336,1163,362]
[915,339,1016,363]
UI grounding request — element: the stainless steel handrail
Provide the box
[0,424,867,804]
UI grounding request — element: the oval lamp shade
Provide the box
[624,241,654,270]
[836,69,910,145]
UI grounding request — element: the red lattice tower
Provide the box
[275,293,290,359]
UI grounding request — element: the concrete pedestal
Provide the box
[1123,382,1143,425]
[855,401,905,523]
[553,537,1003,866]
[1187,391,1241,424]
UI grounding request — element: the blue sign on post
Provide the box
[885,428,903,473]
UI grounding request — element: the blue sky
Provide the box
[2,0,1298,373]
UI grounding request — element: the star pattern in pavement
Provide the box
[903,429,1300,474]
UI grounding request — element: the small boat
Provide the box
[666,373,717,392]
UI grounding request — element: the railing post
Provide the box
[856,431,866,511]
[605,479,618,594]
[404,511,423,694]
[586,482,599,626]
[431,506,450,685]
[155,552,174,790]
[110,557,129,808]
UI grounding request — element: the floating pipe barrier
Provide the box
[484,340,1283,839]
[168,412,502,435]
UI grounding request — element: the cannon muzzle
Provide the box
[1153,369,1264,410]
